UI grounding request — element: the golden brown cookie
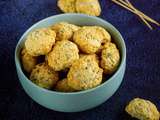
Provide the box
[30,63,59,89]
[55,78,75,92]
[79,54,100,65]
[93,26,111,43]
[101,42,120,74]
[125,98,160,120]
[67,55,103,90]
[58,0,76,13]
[75,0,101,16]
[47,40,79,71]
[25,28,56,56]
[73,26,110,54]
[21,48,37,73]
[51,22,80,41]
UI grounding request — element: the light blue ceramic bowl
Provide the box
[15,14,126,112]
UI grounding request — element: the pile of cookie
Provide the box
[21,22,120,92]
[58,0,101,16]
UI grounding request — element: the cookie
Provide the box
[93,26,111,43]
[125,98,160,120]
[79,54,100,64]
[101,42,120,74]
[55,78,75,92]
[25,28,56,56]
[67,55,103,90]
[58,0,76,13]
[30,63,59,89]
[47,40,79,71]
[21,48,37,73]
[51,22,80,41]
[76,0,101,16]
[73,26,110,54]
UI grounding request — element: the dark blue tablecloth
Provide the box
[0,0,160,119]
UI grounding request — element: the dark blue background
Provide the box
[0,0,160,119]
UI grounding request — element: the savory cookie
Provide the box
[47,40,79,71]
[101,42,120,74]
[55,78,75,92]
[75,0,101,16]
[58,0,76,13]
[21,48,37,73]
[25,28,56,56]
[51,22,80,41]
[30,63,59,89]
[73,26,110,54]
[125,98,160,120]
[93,26,111,43]
[79,54,100,64]
[67,55,103,90]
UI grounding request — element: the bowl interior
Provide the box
[15,14,126,94]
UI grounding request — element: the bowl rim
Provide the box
[15,13,126,95]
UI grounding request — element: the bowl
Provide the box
[15,14,126,112]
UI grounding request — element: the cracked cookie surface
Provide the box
[47,40,79,71]
[25,28,56,56]
[30,63,59,89]
[125,98,160,120]
[67,55,103,90]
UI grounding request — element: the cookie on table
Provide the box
[67,55,103,90]
[25,28,56,56]
[51,22,80,41]
[47,40,79,71]
[73,26,110,54]
[21,48,37,73]
[75,0,101,16]
[125,98,160,120]
[30,63,59,89]
[101,42,120,74]
[58,0,76,13]
[55,78,75,92]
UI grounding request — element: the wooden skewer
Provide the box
[124,0,160,26]
[125,0,137,11]
[137,14,153,30]
[112,0,138,15]
[112,0,160,29]
[137,11,160,26]
[123,0,153,30]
